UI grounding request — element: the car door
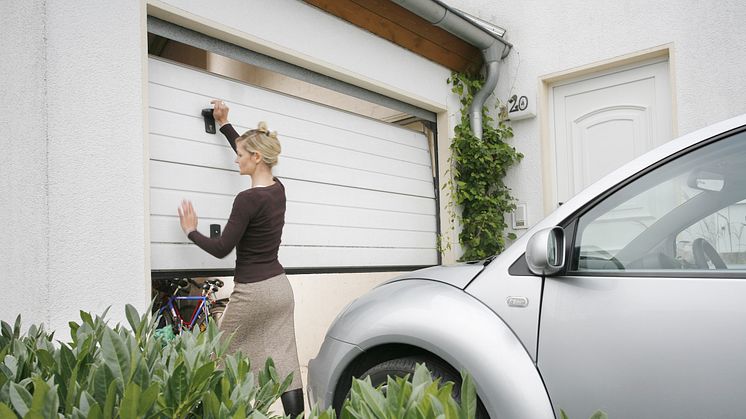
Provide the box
[537,127,746,419]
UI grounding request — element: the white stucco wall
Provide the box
[0,1,149,335]
[447,0,746,234]
[1,1,49,328]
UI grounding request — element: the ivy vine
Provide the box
[443,72,523,261]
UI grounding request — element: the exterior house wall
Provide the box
[446,0,746,232]
[1,1,49,328]
[1,1,149,335]
[4,0,745,354]
[0,0,454,346]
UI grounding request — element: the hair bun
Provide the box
[257,121,269,133]
[257,121,278,138]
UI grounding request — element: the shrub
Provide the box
[305,363,476,419]
[0,306,291,418]
[0,308,609,419]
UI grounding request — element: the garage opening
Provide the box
[147,19,441,279]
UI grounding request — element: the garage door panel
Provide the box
[150,184,435,221]
[150,124,433,182]
[149,82,432,166]
[149,108,226,147]
[151,161,249,196]
[151,158,434,199]
[149,59,428,150]
[151,216,435,248]
[151,243,437,270]
[149,57,438,271]
[280,135,432,182]
[281,178,435,215]
[274,159,434,198]
[282,225,436,248]
[286,202,436,232]
[151,189,235,220]
[151,134,235,171]
[151,191,436,232]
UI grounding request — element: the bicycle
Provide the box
[152,277,225,334]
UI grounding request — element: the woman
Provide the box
[177,100,304,417]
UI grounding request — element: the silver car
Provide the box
[308,114,746,419]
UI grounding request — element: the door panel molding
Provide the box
[540,45,675,215]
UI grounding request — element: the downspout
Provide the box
[392,0,512,139]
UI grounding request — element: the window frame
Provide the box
[559,124,746,279]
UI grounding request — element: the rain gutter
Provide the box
[392,0,512,138]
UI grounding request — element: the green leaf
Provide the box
[35,349,55,371]
[412,364,432,389]
[80,311,94,327]
[137,384,159,417]
[231,403,246,419]
[118,382,140,419]
[0,403,15,418]
[458,372,476,419]
[101,328,130,390]
[560,409,569,419]
[12,316,21,340]
[192,361,215,389]
[91,360,115,405]
[352,379,386,419]
[589,410,609,419]
[124,305,140,334]
[87,403,103,419]
[102,381,117,419]
[0,321,12,340]
[9,382,31,417]
[166,363,188,406]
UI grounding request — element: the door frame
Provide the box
[538,44,677,215]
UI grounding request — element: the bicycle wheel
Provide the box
[194,309,209,333]
[209,299,228,326]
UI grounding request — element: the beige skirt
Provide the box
[219,273,303,390]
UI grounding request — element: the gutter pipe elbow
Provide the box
[392,0,511,139]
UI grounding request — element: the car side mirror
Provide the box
[526,227,565,276]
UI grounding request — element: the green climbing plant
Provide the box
[443,71,523,261]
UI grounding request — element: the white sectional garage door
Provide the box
[148,57,438,272]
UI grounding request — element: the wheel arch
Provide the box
[321,279,554,419]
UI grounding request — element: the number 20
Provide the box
[508,95,528,112]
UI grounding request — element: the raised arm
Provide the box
[220,124,240,153]
[211,99,240,153]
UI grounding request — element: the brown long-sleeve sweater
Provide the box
[187,124,286,283]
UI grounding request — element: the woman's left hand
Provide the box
[178,200,198,235]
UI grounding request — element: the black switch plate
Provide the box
[210,224,221,239]
[201,108,216,134]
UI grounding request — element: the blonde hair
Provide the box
[236,121,281,167]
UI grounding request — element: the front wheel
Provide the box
[343,356,489,418]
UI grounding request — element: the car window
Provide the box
[676,199,746,269]
[572,128,746,273]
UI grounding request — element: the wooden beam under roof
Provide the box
[303,0,483,74]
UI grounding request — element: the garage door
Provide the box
[148,57,438,272]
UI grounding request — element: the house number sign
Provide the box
[505,93,535,120]
[508,94,529,113]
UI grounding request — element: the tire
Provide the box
[209,299,228,327]
[156,310,179,336]
[342,356,489,418]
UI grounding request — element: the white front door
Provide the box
[550,59,672,207]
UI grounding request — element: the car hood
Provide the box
[385,262,487,289]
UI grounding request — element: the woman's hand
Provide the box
[178,200,198,235]
[211,99,230,126]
